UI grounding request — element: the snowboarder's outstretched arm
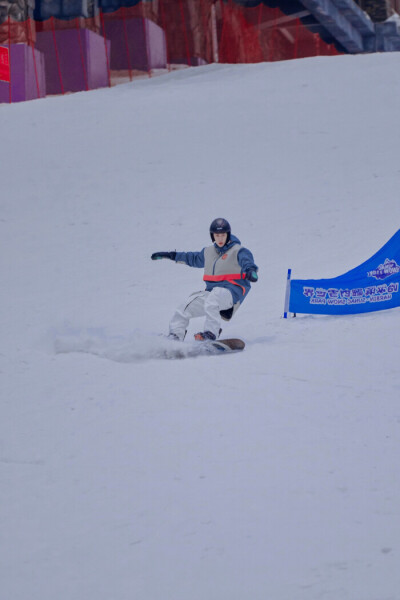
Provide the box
[151,249,205,268]
[238,248,259,282]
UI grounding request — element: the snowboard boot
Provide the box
[194,331,216,342]
[167,333,180,341]
[167,330,187,341]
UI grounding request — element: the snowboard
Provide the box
[207,338,245,354]
[160,337,245,359]
[158,338,246,359]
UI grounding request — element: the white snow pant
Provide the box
[169,288,234,340]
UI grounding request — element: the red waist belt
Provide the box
[203,273,246,295]
[203,273,245,282]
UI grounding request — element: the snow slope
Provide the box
[2,53,400,600]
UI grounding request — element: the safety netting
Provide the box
[0,0,342,103]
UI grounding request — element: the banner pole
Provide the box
[26,18,41,98]
[158,0,171,71]
[179,0,191,66]
[51,17,64,95]
[100,9,111,87]
[76,18,89,91]
[211,3,219,63]
[283,268,292,318]
[141,1,152,77]
[8,16,12,103]
[122,7,133,81]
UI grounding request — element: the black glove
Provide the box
[245,268,258,282]
[151,251,177,261]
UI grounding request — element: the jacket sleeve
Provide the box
[175,248,205,268]
[238,248,258,273]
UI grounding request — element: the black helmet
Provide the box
[210,218,231,242]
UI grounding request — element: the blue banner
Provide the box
[288,229,400,315]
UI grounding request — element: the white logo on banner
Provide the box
[367,258,400,280]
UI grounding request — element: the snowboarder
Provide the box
[151,218,258,341]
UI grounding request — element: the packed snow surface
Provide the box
[2,53,400,600]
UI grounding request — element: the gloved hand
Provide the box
[245,268,258,282]
[151,251,177,261]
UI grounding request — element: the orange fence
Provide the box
[0,0,341,103]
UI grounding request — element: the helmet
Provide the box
[210,218,231,242]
